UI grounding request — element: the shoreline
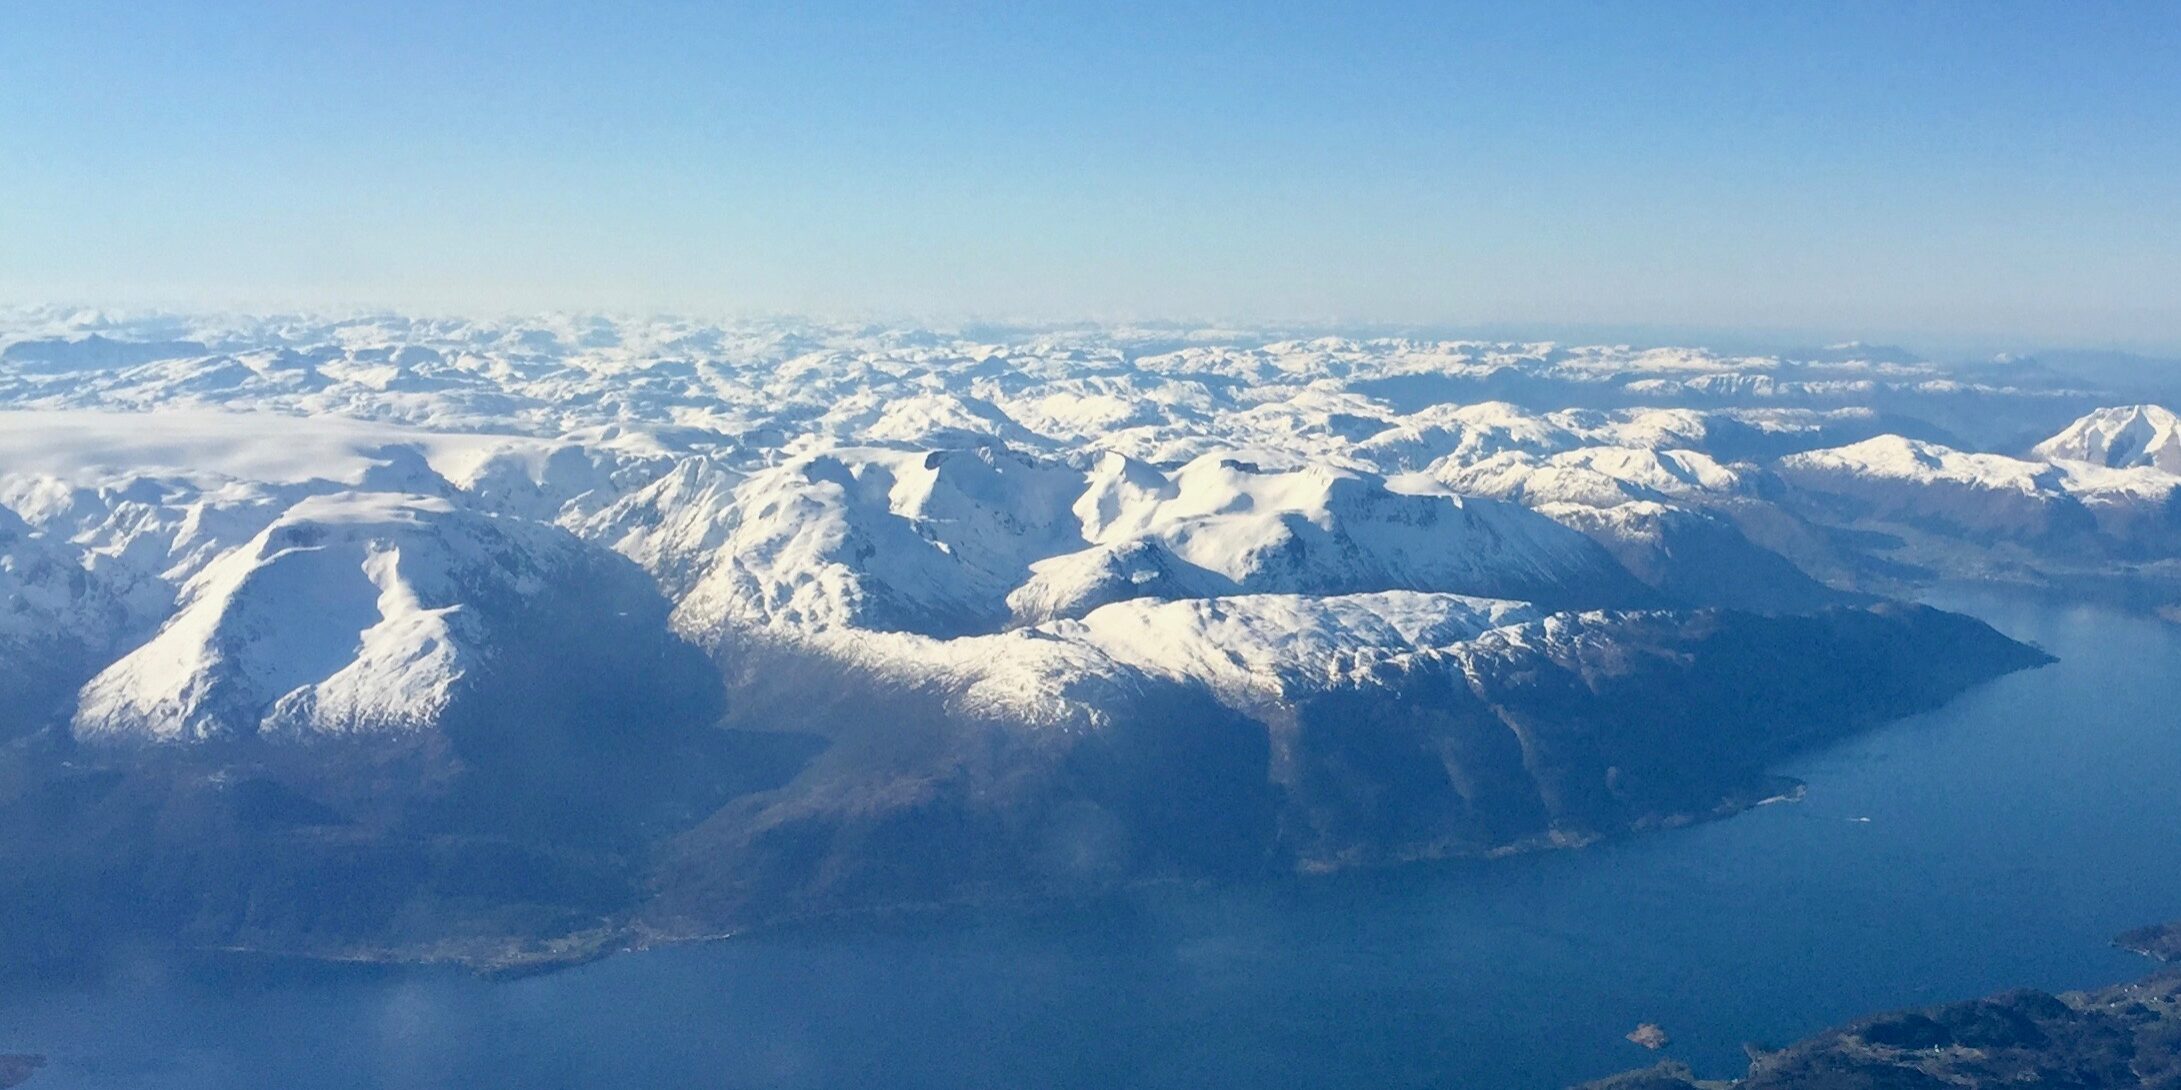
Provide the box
[1575,919,2181,1089]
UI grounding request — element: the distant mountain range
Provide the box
[0,310,2168,969]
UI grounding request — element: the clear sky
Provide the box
[4,1,2178,351]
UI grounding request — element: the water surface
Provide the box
[7,587,2179,1089]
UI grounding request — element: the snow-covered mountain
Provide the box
[579,442,1645,643]
[1777,433,2181,557]
[0,310,2125,966]
[72,491,709,744]
[2033,404,2181,473]
[1779,436,2098,541]
[0,312,2143,754]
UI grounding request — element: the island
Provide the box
[1574,921,2181,1089]
[2118,921,2181,963]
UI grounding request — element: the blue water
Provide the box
[6,588,2180,1090]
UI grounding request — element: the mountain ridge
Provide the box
[0,314,2127,971]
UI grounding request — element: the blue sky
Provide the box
[4,1,2178,351]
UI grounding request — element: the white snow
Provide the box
[1780,435,2066,495]
[0,310,2152,745]
[72,494,517,740]
[2033,405,2181,473]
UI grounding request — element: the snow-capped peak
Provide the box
[72,491,667,742]
[2033,404,2181,473]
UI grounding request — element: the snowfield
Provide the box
[0,310,2167,746]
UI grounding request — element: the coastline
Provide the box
[1575,920,2181,1089]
